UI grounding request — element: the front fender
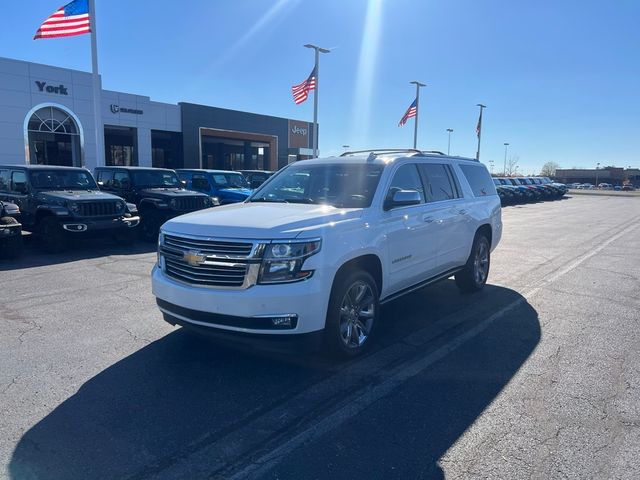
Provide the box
[36,205,70,217]
[139,198,168,210]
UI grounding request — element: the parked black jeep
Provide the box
[0,166,140,253]
[0,200,23,258]
[94,167,212,241]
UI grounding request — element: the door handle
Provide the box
[423,215,434,223]
[458,209,468,215]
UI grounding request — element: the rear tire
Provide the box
[455,234,490,293]
[39,216,66,253]
[324,269,380,359]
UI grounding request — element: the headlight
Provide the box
[68,202,79,214]
[169,199,178,209]
[210,196,220,206]
[157,232,165,268]
[258,239,321,284]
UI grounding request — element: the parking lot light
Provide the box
[503,143,510,175]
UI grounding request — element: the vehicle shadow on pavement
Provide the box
[0,236,156,271]
[8,283,540,480]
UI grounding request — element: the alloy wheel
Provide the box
[338,281,375,349]
[474,240,489,285]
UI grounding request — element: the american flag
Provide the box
[398,99,417,127]
[291,66,317,105]
[34,0,91,40]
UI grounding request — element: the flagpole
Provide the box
[88,0,104,168]
[304,44,329,158]
[476,103,486,161]
[410,81,426,149]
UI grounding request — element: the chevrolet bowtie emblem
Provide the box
[183,250,207,266]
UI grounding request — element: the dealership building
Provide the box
[555,167,640,186]
[0,56,315,172]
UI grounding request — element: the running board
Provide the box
[380,267,463,305]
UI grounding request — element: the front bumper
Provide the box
[0,224,22,238]
[61,215,140,233]
[151,264,330,336]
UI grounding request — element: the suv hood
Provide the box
[140,188,208,199]
[162,202,363,239]
[37,190,122,202]
[218,187,252,198]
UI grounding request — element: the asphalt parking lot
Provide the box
[1,194,639,480]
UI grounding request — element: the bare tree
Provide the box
[540,161,560,177]
[506,154,520,176]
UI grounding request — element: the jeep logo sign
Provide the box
[288,120,312,149]
[291,125,307,136]
[35,81,68,95]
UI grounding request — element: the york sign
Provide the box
[35,81,68,95]
[291,125,307,136]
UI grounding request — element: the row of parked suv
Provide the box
[0,165,273,256]
[493,177,568,205]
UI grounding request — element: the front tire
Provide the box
[39,216,66,253]
[324,269,379,358]
[0,217,22,258]
[455,234,490,293]
[140,210,162,242]
[113,227,137,246]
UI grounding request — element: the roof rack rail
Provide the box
[421,150,445,155]
[340,148,424,157]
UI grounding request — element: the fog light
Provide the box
[270,315,297,328]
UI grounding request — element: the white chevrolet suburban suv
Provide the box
[152,150,502,357]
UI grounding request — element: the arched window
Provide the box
[27,106,79,135]
[25,104,84,167]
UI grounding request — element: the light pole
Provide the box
[410,81,426,149]
[503,142,510,175]
[489,159,494,174]
[595,162,600,188]
[342,145,350,153]
[476,104,486,160]
[446,128,453,155]
[304,44,330,158]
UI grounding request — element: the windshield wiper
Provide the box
[284,197,316,204]
[250,197,289,203]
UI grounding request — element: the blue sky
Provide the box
[2,0,639,173]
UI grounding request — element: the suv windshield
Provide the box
[210,173,250,189]
[30,170,98,190]
[131,170,181,188]
[249,163,384,208]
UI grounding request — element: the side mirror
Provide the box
[385,189,422,210]
[181,180,187,186]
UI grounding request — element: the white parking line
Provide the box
[230,220,640,480]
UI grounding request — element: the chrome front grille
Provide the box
[164,256,248,287]
[78,201,118,217]
[160,234,261,288]
[164,235,254,257]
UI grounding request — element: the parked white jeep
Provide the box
[152,150,502,357]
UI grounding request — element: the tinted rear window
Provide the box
[459,164,497,197]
